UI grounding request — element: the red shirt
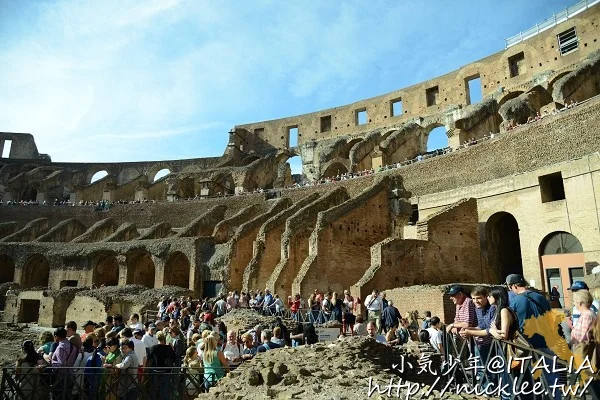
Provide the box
[290,299,301,313]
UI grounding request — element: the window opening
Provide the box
[320,116,332,133]
[288,126,299,147]
[539,172,565,203]
[466,75,482,105]
[426,86,439,107]
[1,140,12,158]
[557,27,578,56]
[390,98,403,117]
[508,52,525,78]
[355,108,367,125]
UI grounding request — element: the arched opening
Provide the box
[163,252,190,288]
[426,126,448,152]
[322,162,348,179]
[498,91,523,107]
[21,254,50,289]
[485,212,523,283]
[126,250,155,288]
[539,231,585,309]
[93,253,119,286]
[90,170,109,184]
[153,168,170,183]
[547,71,572,98]
[342,138,363,160]
[0,255,15,283]
[22,184,38,201]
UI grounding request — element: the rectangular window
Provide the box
[390,98,403,117]
[253,128,265,136]
[355,108,367,125]
[409,204,419,225]
[60,280,78,288]
[508,52,525,78]
[1,140,12,158]
[539,172,566,203]
[557,27,578,56]
[320,115,332,133]
[466,75,482,105]
[426,86,439,107]
[288,126,298,147]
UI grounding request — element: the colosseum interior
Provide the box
[1,3,600,325]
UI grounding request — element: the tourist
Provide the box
[222,330,243,368]
[37,331,54,356]
[257,330,281,352]
[186,318,201,346]
[183,346,202,399]
[142,324,159,350]
[111,315,126,334]
[321,292,332,322]
[213,296,228,317]
[66,321,82,352]
[421,311,432,329]
[382,300,401,333]
[16,340,43,399]
[132,329,147,367]
[81,320,96,342]
[505,274,561,400]
[571,289,596,348]
[147,331,177,399]
[445,285,476,364]
[366,321,386,344]
[170,326,186,366]
[426,316,444,355]
[288,294,301,321]
[272,294,285,316]
[46,327,79,400]
[308,293,320,324]
[271,327,285,346]
[129,314,143,331]
[460,286,494,386]
[365,289,384,333]
[568,281,599,327]
[104,316,114,331]
[353,315,368,336]
[113,340,139,400]
[202,331,229,389]
[240,333,257,360]
[342,290,356,331]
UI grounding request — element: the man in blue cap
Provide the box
[568,280,599,326]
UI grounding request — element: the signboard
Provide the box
[315,327,340,342]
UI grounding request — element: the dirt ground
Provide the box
[0,325,48,368]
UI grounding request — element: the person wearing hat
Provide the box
[568,281,599,327]
[81,320,96,342]
[445,285,476,334]
[505,273,561,399]
[142,323,158,350]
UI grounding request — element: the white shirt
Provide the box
[365,294,383,312]
[131,338,147,366]
[130,322,144,331]
[142,333,159,350]
[427,327,443,353]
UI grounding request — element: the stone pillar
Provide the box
[153,256,165,289]
[117,255,127,286]
[134,180,149,201]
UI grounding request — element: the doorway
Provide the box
[19,300,40,323]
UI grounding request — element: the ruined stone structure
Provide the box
[1,4,600,324]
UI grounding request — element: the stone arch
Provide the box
[275,152,303,187]
[163,251,191,288]
[126,249,155,287]
[546,71,573,100]
[341,138,363,160]
[147,163,172,183]
[484,212,523,283]
[92,252,119,286]
[498,91,524,107]
[424,124,448,152]
[538,231,585,307]
[539,231,583,256]
[117,167,142,185]
[21,254,50,289]
[240,154,261,166]
[89,170,109,184]
[322,162,348,179]
[0,254,15,283]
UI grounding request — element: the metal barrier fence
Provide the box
[441,330,592,400]
[0,366,229,400]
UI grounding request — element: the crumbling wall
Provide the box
[212,203,262,244]
[35,219,87,242]
[177,205,227,238]
[552,51,600,104]
[292,179,393,299]
[265,188,349,296]
[71,218,118,243]
[243,193,320,293]
[1,219,49,243]
[103,222,139,242]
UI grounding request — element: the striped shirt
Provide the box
[454,296,477,328]
[474,304,495,348]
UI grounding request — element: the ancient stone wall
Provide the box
[234,6,600,151]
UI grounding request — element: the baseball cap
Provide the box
[203,313,214,322]
[446,285,464,296]
[505,274,526,286]
[568,281,589,291]
[83,320,96,328]
[133,329,143,336]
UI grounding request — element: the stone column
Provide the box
[152,256,166,289]
[117,255,127,286]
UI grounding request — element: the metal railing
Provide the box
[505,0,600,48]
[0,366,228,399]
[441,330,592,400]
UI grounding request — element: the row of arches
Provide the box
[90,168,170,184]
[0,250,192,290]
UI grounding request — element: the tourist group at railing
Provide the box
[5,275,600,399]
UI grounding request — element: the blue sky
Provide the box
[0,0,572,175]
